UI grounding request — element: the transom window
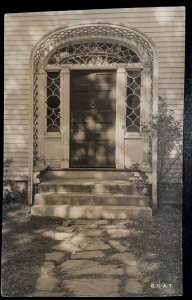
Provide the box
[48,41,140,65]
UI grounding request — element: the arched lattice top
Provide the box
[47,41,140,66]
[33,24,153,71]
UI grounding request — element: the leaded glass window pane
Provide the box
[46,71,60,132]
[48,41,140,65]
[126,70,141,132]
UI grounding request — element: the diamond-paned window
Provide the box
[46,71,61,132]
[48,41,140,65]
[126,70,141,132]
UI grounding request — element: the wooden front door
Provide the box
[70,70,116,167]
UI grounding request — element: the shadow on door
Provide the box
[70,70,116,168]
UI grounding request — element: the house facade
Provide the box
[4,7,185,217]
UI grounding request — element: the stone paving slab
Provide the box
[45,252,65,262]
[77,229,102,236]
[75,220,96,225]
[122,240,131,247]
[60,259,123,276]
[36,261,57,292]
[36,276,58,291]
[71,250,105,259]
[101,224,127,230]
[52,234,110,253]
[52,240,79,253]
[54,231,75,240]
[43,230,74,240]
[112,220,129,225]
[109,240,127,252]
[56,226,75,232]
[106,228,131,238]
[70,224,99,229]
[93,220,110,225]
[63,278,121,297]
[39,262,55,276]
[62,220,72,226]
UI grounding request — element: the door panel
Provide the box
[70,70,116,167]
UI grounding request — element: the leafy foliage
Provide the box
[129,96,183,199]
[3,158,14,202]
[140,96,183,200]
[129,163,149,194]
[141,96,183,184]
[3,158,25,203]
[35,154,47,167]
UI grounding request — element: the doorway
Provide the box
[70,70,116,167]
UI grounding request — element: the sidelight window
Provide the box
[125,70,141,132]
[46,71,61,132]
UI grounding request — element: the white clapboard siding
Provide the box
[5,22,185,30]
[4,7,185,182]
[4,102,29,108]
[4,75,30,80]
[4,146,29,154]
[4,69,30,75]
[4,26,185,36]
[4,101,29,107]
[4,158,29,166]
[4,124,29,130]
[159,78,184,84]
[159,73,184,78]
[4,120,29,125]
[166,100,184,105]
[5,32,185,44]
[158,57,184,63]
[4,139,29,144]
[4,110,29,115]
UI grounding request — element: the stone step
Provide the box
[35,192,149,206]
[38,179,142,194]
[40,169,138,181]
[31,205,152,219]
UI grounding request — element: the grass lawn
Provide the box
[2,204,63,297]
[125,205,182,296]
[1,203,182,297]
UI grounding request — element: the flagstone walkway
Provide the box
[27,219,144,297]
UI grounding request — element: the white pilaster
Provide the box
[61,68,70,168]
[141,68,151,165]
[116,68,126,169]
[37,69,46,159]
